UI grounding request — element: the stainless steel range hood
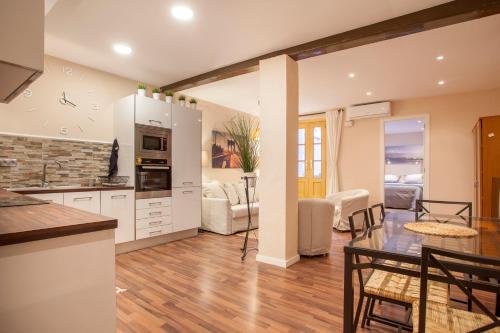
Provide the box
[0,0,44,103]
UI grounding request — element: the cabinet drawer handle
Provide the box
[74,196,92,201]
[149,230,162,236]
[149,211,162,216]
[182,190,193,194]
[149,221,162,226]
[148,202,162,206]
[182,181,193,185]
[149,120,162,125]
[111,194,127,199]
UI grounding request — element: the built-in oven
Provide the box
[135,124,171,160]
[135,158,171,199]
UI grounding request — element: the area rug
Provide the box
[404,222,478,238]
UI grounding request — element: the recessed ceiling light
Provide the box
[436,55,444,61]
[113,44,132,55]
[348,73,355,78]
[438,80,445,85]
[417,120,423,123]
[366,91,372,96]
[171,5,193,20]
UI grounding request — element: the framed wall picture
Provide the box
[211,130,240,168]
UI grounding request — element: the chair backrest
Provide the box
[368,203,386,226]
[416,199,472,226]
[347,208,371,240]
[419,245,500,333]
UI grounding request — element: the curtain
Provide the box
[326,109,344,195]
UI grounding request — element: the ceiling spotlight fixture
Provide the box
[436,55,444,61]
[438,80,445,85]
[113,44,132,55]
[366,91,372,96]
[417,120,423,123]
[348,73,355,78]
[171,5,193,20]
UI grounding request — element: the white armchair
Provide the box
[326,189,369,231]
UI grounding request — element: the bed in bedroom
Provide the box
[384,173,423,210]
[384,183,423,210]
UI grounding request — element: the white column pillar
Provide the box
[257,55,299,268]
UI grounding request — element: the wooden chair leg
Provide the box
[361,297,371,328]
[353,294,364,330]
[366,298,376,326]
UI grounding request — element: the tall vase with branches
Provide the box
[224,114,259,181]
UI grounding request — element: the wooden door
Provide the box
[480,116,500,217]
[298,120,326,198]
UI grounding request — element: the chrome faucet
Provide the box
[41,160,63,187]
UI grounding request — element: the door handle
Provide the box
[74,196,92,201]
[149,221,162,226]
[149,211,162,216]
[111,194,127,199]
[149,120,162,125]
[182,191,193,194]
[182,181,193,185]
[148,202,162,206]
[149,230,162,236]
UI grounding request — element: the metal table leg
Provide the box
[344,250,354,333]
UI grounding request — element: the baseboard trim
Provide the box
[116,228,198,254]
[256,254,300,268]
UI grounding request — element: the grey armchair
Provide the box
[298,199,335,256]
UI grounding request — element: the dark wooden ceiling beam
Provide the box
[161,0,500,92]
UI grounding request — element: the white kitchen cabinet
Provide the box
[172,105,202,187]
[135,95,171,129]
[136,206,171,220]
[63,191,101,215]
[136,215,171,230]
[135,197,171,210]
[136,224,173,240]
[101,190,135,244]
[172,187,201,232]
[27,192,64,205]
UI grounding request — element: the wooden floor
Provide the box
[116,230,495,333]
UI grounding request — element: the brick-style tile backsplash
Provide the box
[0,134,112,188]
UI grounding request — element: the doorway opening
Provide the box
[298,119,326,198]
[382,116,429,211]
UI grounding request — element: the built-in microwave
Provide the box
[135,124,171,160]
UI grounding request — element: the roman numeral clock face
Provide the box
[23,62,101,136]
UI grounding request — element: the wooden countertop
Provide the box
[10,185,134,195]
[0,190,117,246]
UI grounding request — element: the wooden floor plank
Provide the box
[116,230,496,332]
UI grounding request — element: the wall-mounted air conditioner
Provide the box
[345,101,391,121]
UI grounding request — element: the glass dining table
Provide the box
[343,210,500,333]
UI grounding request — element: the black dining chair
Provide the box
[368,203,386,226]
[417,245,500,333]
[415,199,472,227]
[348,208,426,332]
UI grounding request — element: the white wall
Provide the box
[198,99,257,184]
[0,55,139,142]
[337,88,500,204]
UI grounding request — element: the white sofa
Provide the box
[326,189,369,231]
[201,181,259,235]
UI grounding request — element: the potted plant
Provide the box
[189,98,197,110]
[164,91,174,103]
[152,88,161,100]
[178,95,186,107]
[224,114,260,186]
[137,83,146,96]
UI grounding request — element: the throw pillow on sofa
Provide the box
[202,181,228,199]
[235,182,258,204]
[223,183,240,205]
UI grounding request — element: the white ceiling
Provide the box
[45,0,450,86]
[182,14,500,115]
